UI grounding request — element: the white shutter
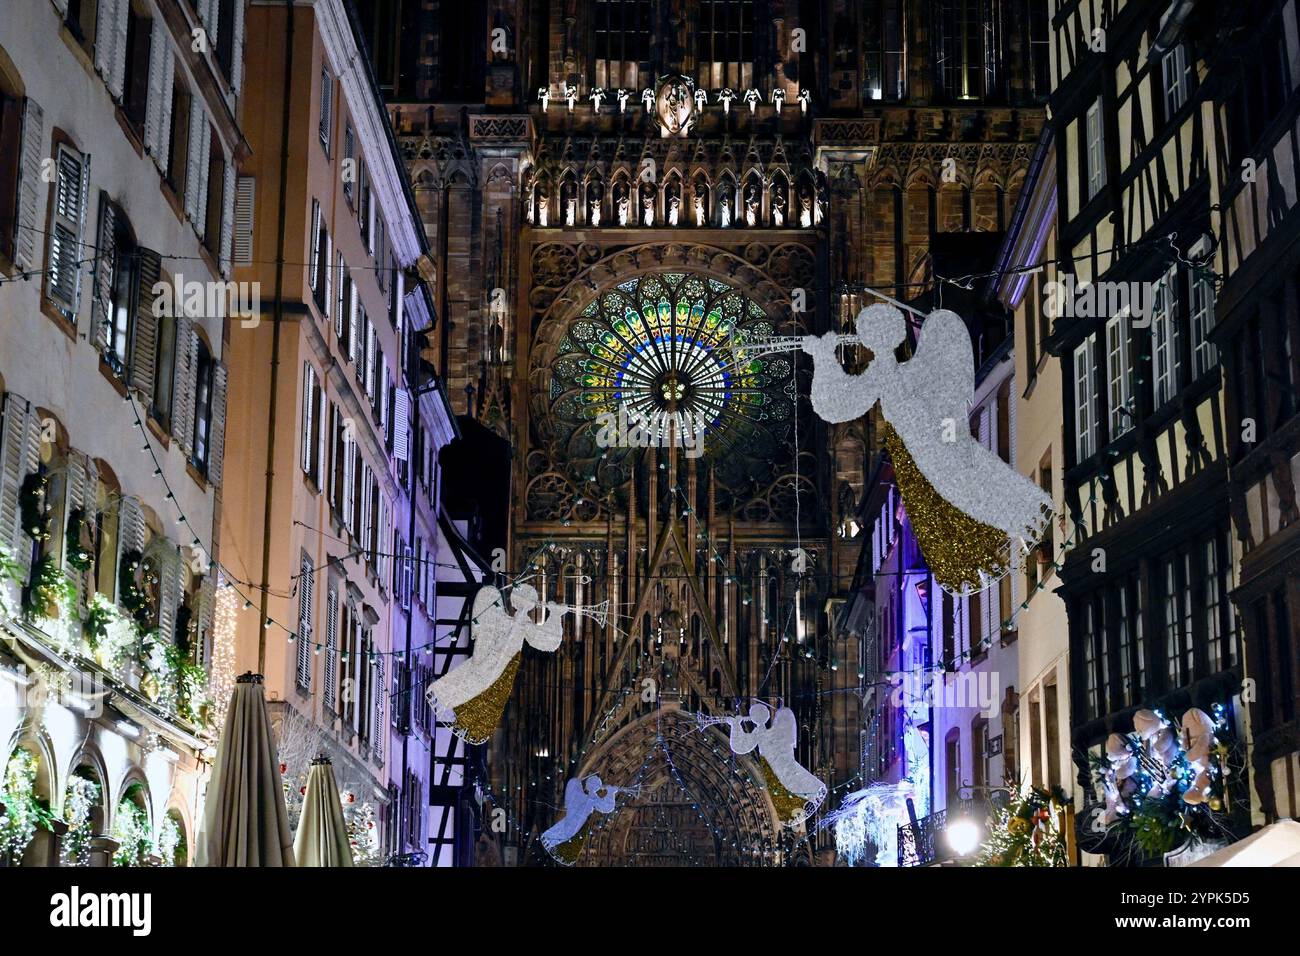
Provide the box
[373,654,385,760]
[0,393,40,582]
[94,0,121,94]
[202,0,218,44]
[393,388,409,461]
[343,435,356,532]
[196,571,216,665]
[360,466,373,555]
[51,0,68,15]
[318,69,332,150]
[156,46,175,177]
[308,199,321,290]
[90,192,117,353]
[230,0,246,97]
[334,257,346,337]
[301,363,315,477]
[233,176,255,265]
[219,161,235,276]
[324,585,339,706]
[322,232,333,321]
[184,99,205,223]
[365,319,376,397]
[114,497,146,605]
[144,17,167,157]
[130,248,162,399]
[62,452,88,612]
[109,0,129,101]
[157,545,184,645]
[207,363,228,487]
[348,286,360,364]
[196,123,212,238]
[172,315,199,455]
[14,97,44,272]
[48,145,88,318]
[297,554,314,689]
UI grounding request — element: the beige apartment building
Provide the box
[997,137,1073,810]
[221,0,434,852]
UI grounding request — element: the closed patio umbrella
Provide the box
[1189,819,1300,867]
[293,755,354,867]
[196,673,296,866]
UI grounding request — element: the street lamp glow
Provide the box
[946,818,982,856]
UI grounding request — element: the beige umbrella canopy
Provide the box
[196,673,296,867]
[293,755,354,867]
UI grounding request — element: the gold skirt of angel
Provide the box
[883,424,1013,596]
[448,653,521,745]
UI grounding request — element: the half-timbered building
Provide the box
[1046,0,1248,861]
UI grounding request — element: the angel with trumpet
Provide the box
[426,583,608,744]
[542,774,640,866]
[800,304,1054,595]
[698,702,826,827]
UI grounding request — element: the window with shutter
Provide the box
[301,363,323,488]
[121,3,151,133]
[130,248,162,399]
[343,435,356,533]
[11,97,44,272]
[46,143,89,322]
[143,18,174,171]
[373,655,385,761]
[334,255,347,339]
[321,231,333,321]
[297,554,314,691]
[393,388,409,461]
[324,584,339,710]
[343,123,355,204]
[171,314,199,455]
[95,0,129,101]
[207,362,228,486]
[166,81,190,197]
[318,68,332,154]
[202,135,224,253]
[348,285,360,365]
[219,162,235,276]
[233,176,254,265]
[308,199,322,291]
[229,0,246,99]
[0,392,40,583]
[184,99,207,224]
[1074,337,1098,462]
[89,193,118,355]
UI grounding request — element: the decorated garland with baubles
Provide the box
[978,785,1070,867]
[1089,706,1231,858]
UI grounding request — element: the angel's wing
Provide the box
[770,706,799,747]
[911,309,974,414]
[469,586,507,639]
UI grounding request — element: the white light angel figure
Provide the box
[616,89,631,113]
[425,583,567,744]
[590,87,606,112]
[713,702,826,827]
[694,88,708,113]
[641,88,656,112]
[744,88,762,114]
[797,88,811,113]
[564,83,579,111]
[542,774,636,866]
[771,88,786,110]
[718,88,736,115]
[537,87,551,111]
[802,304,1053,595]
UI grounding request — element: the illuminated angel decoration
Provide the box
[802,304,1053,595]
[425,584,567,744]
[705,702,826,827]
[541,774,636,866]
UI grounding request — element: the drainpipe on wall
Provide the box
[256,0,296,673]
